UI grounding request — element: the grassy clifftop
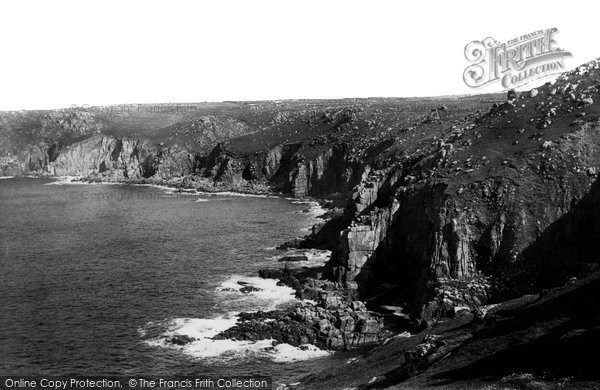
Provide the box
[0,95,503,154]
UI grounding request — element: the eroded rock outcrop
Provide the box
[0,134,202,181]
[213,275,388,350]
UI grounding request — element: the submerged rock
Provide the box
[239,285,261,293]
[168,334,196,345]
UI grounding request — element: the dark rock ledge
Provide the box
[213,267,391,351]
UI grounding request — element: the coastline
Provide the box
[32,173,332,207]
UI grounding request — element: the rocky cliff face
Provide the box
[202,141,364,197]
[0,134,200,180]
[0,142,53,176]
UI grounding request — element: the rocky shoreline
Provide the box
[157,188,393,353]
[40,173,387,353]
[212,277,389,351]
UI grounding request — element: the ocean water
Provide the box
[0,177,354,384]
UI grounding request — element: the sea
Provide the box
[0,176,356,386]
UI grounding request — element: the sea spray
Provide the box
[142,276,330,363]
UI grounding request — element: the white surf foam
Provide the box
[44,176,128,186]
[0,176,15,179]
[143,315,257,361]
[290,200,327,217]
[208,191,276,199]
[271,249,331,267]
[44,176,82,185]
[292,200,328,236]
[162,188,203,197]
[135,186,276,199]
[130,183,192,196]
[142,272,332,362]
[166,316,238,339]
[215,275,297,311]
[143,314,330,363]
[267,343,331,362]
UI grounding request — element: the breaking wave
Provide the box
[141,275,330,363]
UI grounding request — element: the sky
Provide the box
[0,0,598,110]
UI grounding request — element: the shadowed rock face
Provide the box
[297,267,600,389]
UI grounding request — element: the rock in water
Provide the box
[278,255,309,262]
[169,334,195,345]
[240,285,261,293]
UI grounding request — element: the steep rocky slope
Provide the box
[299,268,600,389]
[319,59,600,323]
